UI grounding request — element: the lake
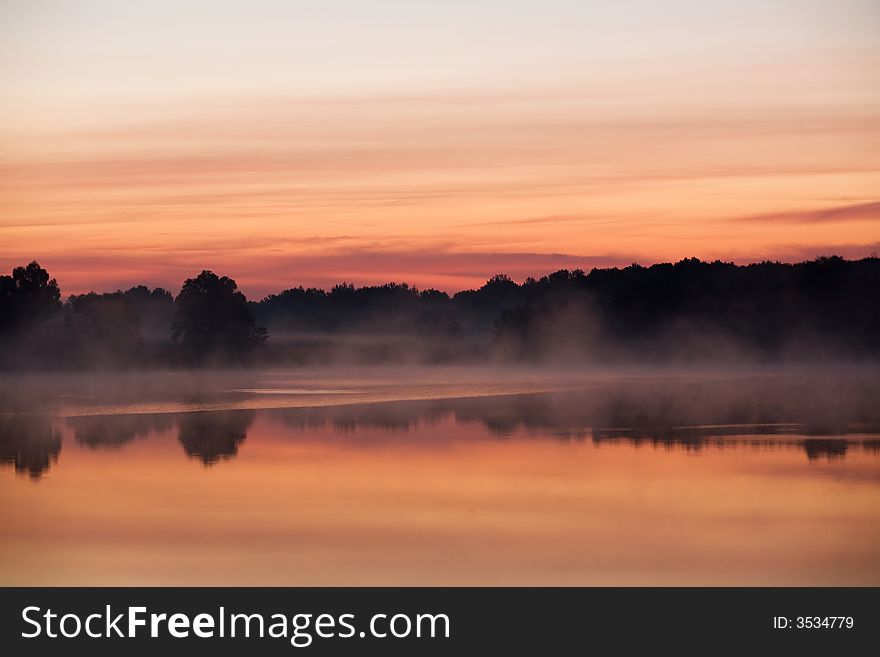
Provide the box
[1,367,878,585]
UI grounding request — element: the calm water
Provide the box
[1,369,879,585]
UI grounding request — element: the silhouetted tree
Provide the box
[0,261,61,335]
[2,256,878,368]
[121,286,175,340]
[172,271,267,364]
[65,292,143,367]
[490,257,880,362]
[452,273,523,333]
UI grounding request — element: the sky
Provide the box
[1,0,879,297]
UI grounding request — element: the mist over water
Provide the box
[1,365,878,585]
[2,0,878,598]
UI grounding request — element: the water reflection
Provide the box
[802,438,849,461]
[3,379,880,479]
[262,385,880,463]
[72,413,173,448]
[1,381,878,586]
[0,416,61,479]
[177,410,254,465]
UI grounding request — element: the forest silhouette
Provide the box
[1,256,878,369]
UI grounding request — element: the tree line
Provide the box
[1,266,264,369]
[1,256,878,369]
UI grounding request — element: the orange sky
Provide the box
[1,1,879,297]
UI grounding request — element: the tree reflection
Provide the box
[802,439,849,461]
[0,416,61,479]
[3,373,877,481]
[265,381,880,462]
[70,413,173,448]
[177,410,254,465]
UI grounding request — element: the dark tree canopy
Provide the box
[0,256,877,368]
[120,285,175,339]
[67,292,142,361]
[490,256,880,361]
[172,270,267,364]
[0,261,61,335]
[254,281,460,335]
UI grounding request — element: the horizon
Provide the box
[2,1,879,298]
[10,251,878,301]
[3,0,880,625]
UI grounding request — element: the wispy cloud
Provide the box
[770,242,880,262]
[732,201,880,224]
